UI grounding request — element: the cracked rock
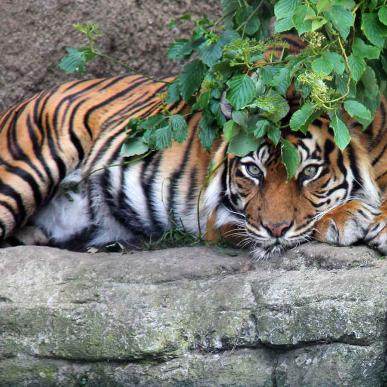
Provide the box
[0,245,386,386]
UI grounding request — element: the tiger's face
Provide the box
[205,118,379,258]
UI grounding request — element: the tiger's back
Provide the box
[0,75,217,248]
[0,75,180,240]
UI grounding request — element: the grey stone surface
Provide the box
[0,0,221,111]
[0,243,386,386]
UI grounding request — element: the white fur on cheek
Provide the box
[203,164,225,216]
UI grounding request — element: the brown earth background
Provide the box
[0,0,221,112]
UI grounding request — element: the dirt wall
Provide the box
[0,0,221,111]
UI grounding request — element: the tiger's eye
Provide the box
[246,164,262,178]
[302,165,318,178]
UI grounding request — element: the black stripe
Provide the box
[7,104,46,181]
[0,180,26,225]
[185,167,198,212]
[87,131,125,171]
[99,75,134,91]
[325,181,348,197]
[0,219,6,239]
[103,164,149,238]
[5,236,24,246]
[347,144,361,192]
[141,152,165,232]
[83,77,150,138]
[0,156,43,208]
[311,118,323,127]
[372,142,387,166]
[64,78,107,95]
[101,82,168,128]
[336,151,347,176]
[0,200,17,229]
[376,170,387,181]
[26,115,55,189]
[51,226,97,251]
[68,100,87,162]
[168,117,197,223]
[45,115,67,181]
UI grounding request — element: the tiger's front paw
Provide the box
[314,201,379,246]
[365,213,387,255]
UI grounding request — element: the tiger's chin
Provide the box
[251,244,287,260]
[249,237,308,261]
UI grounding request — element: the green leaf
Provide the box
[260,66,281,86]
[195,91,210,110]
[228,132,260,157]
[316,0,331,13]
[165,81,181,104]
[226,75,256,110]
[221,0,238,15]
[268,95,289,122]
[221,0,238,28]
[223,120,238,141]
[155,126,173,150]
[357,70,381,118]
[199,113,217,150]
[58,48,94,74]
[348,54,366,82]
[322,51,345,75]
[254,120,270,138]
[140,115,166,130]
[235,6,260,36]
[344,100,372,128]
[289,103,316,132]
[361,66,379,98]
[169,115,188,143]
[352,38,381,60]
[267,126,281,146]
[198,41,223,67]
[361,13,387,48]
[325,5,354,39]
[329,113,351,150]
[274,0,299,20]
[281,139,300,179]
[379,6,387,26]
[205,31,239,68]
[120,137,149,157]
[311,17,327,31]
[167,39,193,60]
[178,59,207,101]
[210,99,227,127]
[292,5,315,35]
[274,17,294,33]
[253,93,289,122]
[272,67,291,96]
[311,55,333,75]
[232,110,249,128]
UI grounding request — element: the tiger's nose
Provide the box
[263,221,291,237]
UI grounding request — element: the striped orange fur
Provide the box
[0,38,385,256]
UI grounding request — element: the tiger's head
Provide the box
[204,116,379,258]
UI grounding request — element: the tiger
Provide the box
[0,34,386,257]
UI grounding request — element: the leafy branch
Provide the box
[59,0,387,178]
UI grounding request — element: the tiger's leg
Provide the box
[365,195,387,254]
[1,225,50,247]
[313,199,380,247]
[0,164,49,241]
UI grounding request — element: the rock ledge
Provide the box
[0,243,386,386]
